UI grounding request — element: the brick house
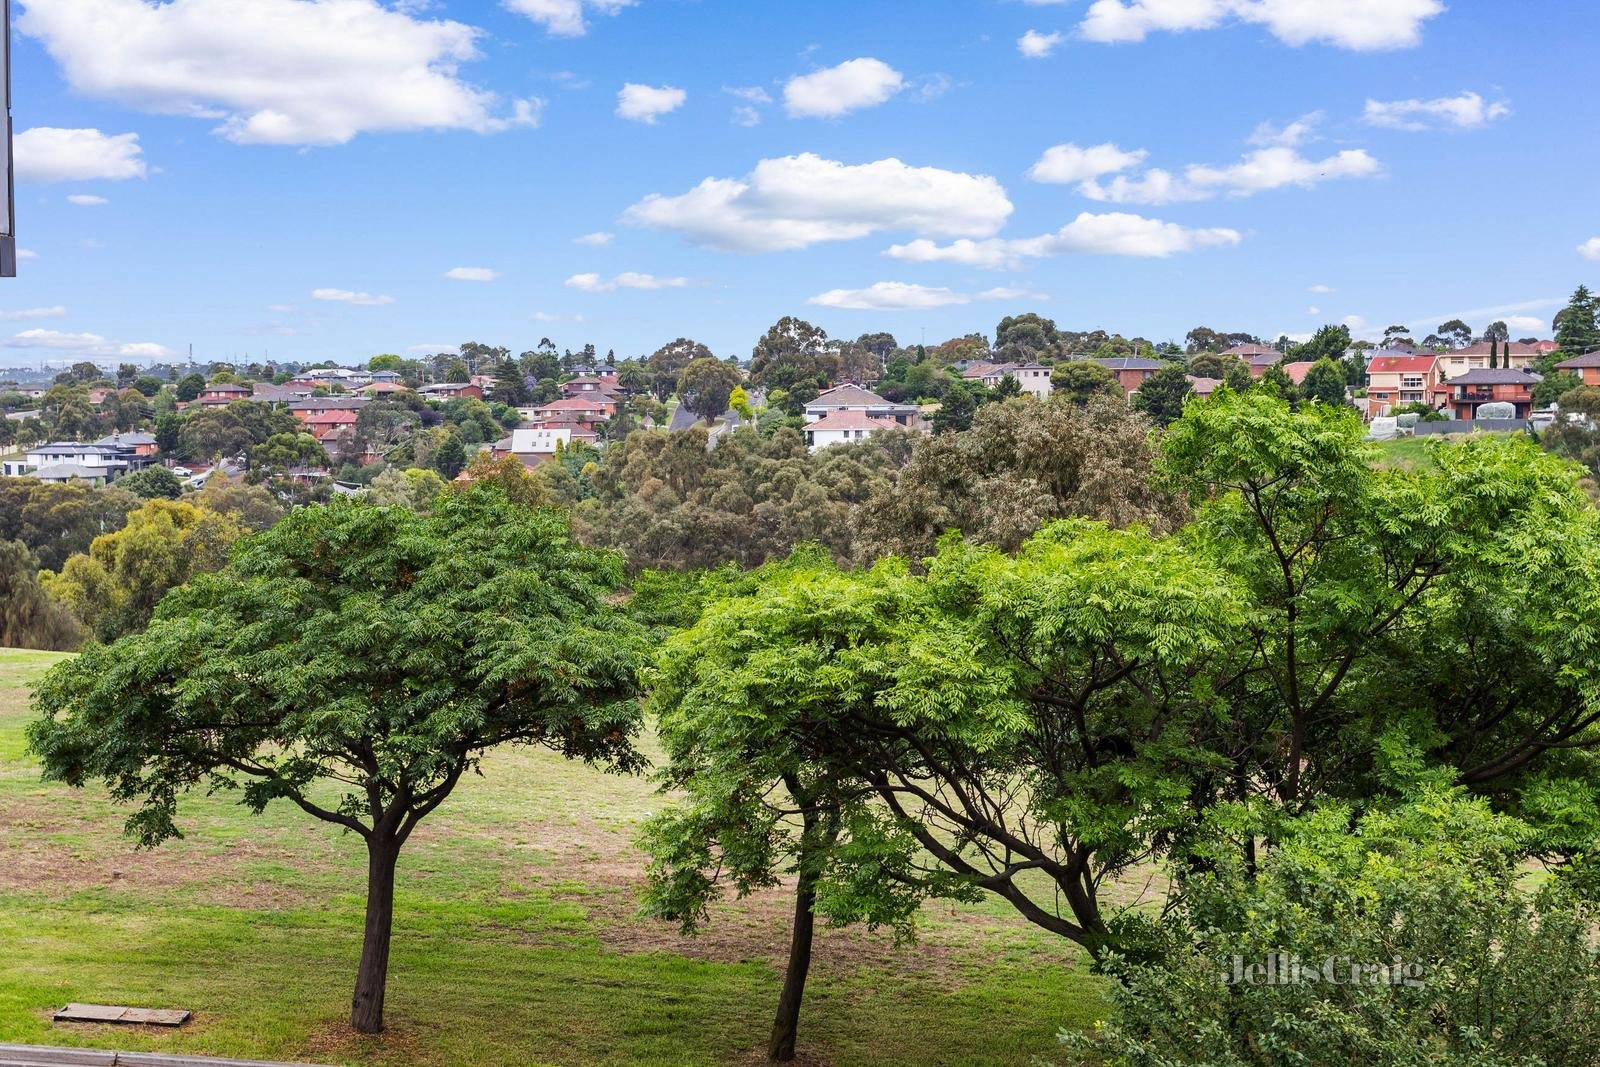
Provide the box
[1446,368,1540,420]
[1364,354,1442,418]
[1554,351,1600,387]
[1093,356,1167,393]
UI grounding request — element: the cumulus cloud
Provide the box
[574,231,614,246]
[17,0,540,146]
[624,153,1013,253]
[1017,30,1064,58]
[66,194,109,205]
[616,83,686,123]
[0,307,68,321]
[1580,237,1600,262]
[784,58,904,118]
[1248,111,1323,147]
[1028,142,1147,183]
[14,127,148,183]
[886,211,1241,269]
[504,0,636,37]
[1080,146,1380,203]
[312,288,395,306]
[1503,315,1545,333]
[1308,283,1335,293]
[1079,0,1444,51]
[1,328,173,359]
[1363,91,1511,131]
[807,282,1037,311]
[565,271,689,292]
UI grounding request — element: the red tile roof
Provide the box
[805,410,901,432]
[1367,355,1437,374]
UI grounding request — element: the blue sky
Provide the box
[3,0,1598,368]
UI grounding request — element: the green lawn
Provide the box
[0,649,1107,1066]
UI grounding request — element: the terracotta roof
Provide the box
[1186,376,1222,395]
[1222,344,1283,359]
[302,411,358,426]
[535,397,611,412]
[805,410,901,432]
[1367,355,1437,374]
[808,384,891,407]
[1452,340,1542,356]
[1282,361,1317,385]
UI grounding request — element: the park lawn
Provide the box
[1373,435,1438,470]
[0,648,1108,1067]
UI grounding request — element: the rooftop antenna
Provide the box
[1,0,15,278]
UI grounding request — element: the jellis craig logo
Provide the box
[1222,953,1426,987]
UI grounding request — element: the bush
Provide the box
[1069,791,1600,1067]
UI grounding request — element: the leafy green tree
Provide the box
[248,432,329,479]
[1437,318,1474,349]
[1186,352,1242,380]
[1049,360,1118,406]
[679,356,743,424]
[174,373,206,402]
[455,452,549,507]
[995,312,1060,360]
[1483,319,1510,343]
[41,498,245,642]
[1289,323,1351,364]
[366,467,446,510]
[26,488,648,1035]
[0,540,81,650]
[1300,357,1349,406]
[929,380,977,433]
[1555,285,1600,355]
[0,479,140,571]
[1223,362,1256,392]
[432,434,467,479]
[1130,365,1191,425]
[643,552,917,1062]
[728,384,754,420]
[750,317,837,405]
[1536,369,1583,407]
[116,466,184,500]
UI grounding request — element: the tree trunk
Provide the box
[350,833,399,1034]
[768,867,817,1062]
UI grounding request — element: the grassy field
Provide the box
[0,649,1107,1066]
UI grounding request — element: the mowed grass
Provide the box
[0,649,1108,1066]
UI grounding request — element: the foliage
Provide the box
[750,318,837,413]
[433,435,467,479]
[248,432,329,479]
[1536,369,1583,406]
[1071,791,1600,1067]
[40,498,245,642]
[456,452,550,507]
[0,541,81,651]
[1299,356,1349,406]
[1050,360,1119,406]
[1555,285,1600,356]
[26,487,649,1034]
[366,466,447,510]
[1288,323,1351,365]
[0,479,140,571]
[179,402,301,462]
[116,466,184,500]
[1130,365,1191,425]
[679,357,743,424]
[857,394,1184,562]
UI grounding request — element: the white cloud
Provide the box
[16,249,40,261]
[1503,315,1545,333]
[0,306,68,321]
[1081,146,1380,203]
[624,153,1013,253]
[574,231,614,246]
[1248,111,1323,147]
[977,286,1049,302]
[731,106,763,127]
[66,194,109,206]
[1307,306,1320,315]
[1363,91,1511,131]
[784,58,904,118]
[1028,142,1147,183]
[724,85,771,125]
[504,0,636,37]
[807,281,1037,311]
[565,271,689,292]
[886,211,1241,269]
[18,0,540,146]
[14,127,148,183]
[444,266,498,281]
[312,288,395,306]
[1079,0,1444,51]
[616,82,686,123]
[1579,237,1600,262]
[1,328,173,359]
[1017,30,1064,58]
[1308,283,1335,293]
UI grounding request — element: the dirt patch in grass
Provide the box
[0,798,325,908]
[301,1016,428,1066]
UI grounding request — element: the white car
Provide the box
[168,465,192,477]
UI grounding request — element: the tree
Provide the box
[432,434,467,479]
[1289,323,1351,365]
[643,552,913,1062]
[367,467,446,510]
[929,381,978,433]
[1437,318,1473,349]
[1380,324,1413,348]
[1483,319,1510,343]
[41,498,245,642]
[248,432,329,479]
[1130,365,1191,426]
[679,356,742,424]
[27,488,648,1034]
[1299,356,1348,406]
[1186,352,1243,380]
[490,358,529,406]
[1049,360,1118,406]
[456,452,549,507]
[0,479,140,571]
[646,338,713,401]
[1555,285,1600,355]
[1536,370,1583,407]
[174,373,206,402]
[0,540,81,650]
[995,313,1060,360]
[116,466,184,500]
[750,317,837,405]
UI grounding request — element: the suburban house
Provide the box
[419,383,484,400]
[1446,368,1541,421]
[1187,376,1223,398]
[198,382,252,407]
[301,410,360,443]
[803,384,923,427]
[494,422,600,465]
[95,432,158,457]
[252,382,315,404]
[1554,351,1600,387]
[803,409,905,451]
[1094,356,1167,393]
[359,381,408,395]
[561,374,623,400]
[2,440,155,482]
[1364,354,1442,417]
[1438,341,1541,379]
[960,362,1054,400]
[524,396,616,423]
[1220,344,1284,377]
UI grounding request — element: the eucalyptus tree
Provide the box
[28,487,649,1034]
